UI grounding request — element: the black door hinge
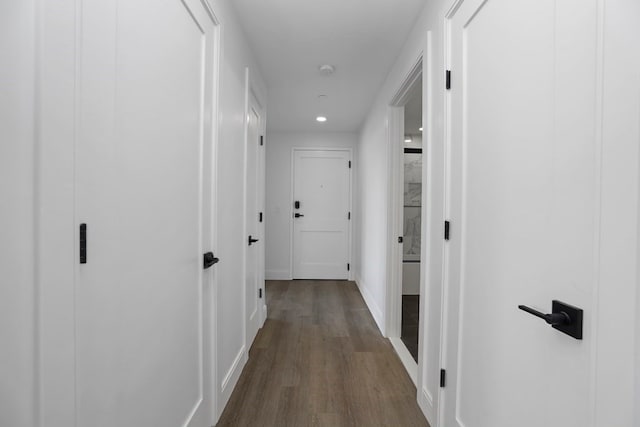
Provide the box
[440,369,446,387]
[259,288,263,299]
[446,70,451,90]
[444,221,450,241]
[348,160,351,168]
[259,212,263,223]
[398,236,403,243]
[260,135,264,146]
[347,263,350,271]
[348,212,351,220]
[79,223,87,264]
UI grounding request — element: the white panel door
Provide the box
[245,94,263,349]
[75,0,216,425]
[443,0,598,426]
[293,150,351,280]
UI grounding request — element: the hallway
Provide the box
[217,281,429,427]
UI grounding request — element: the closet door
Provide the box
[443,0,598,426]
[75,0,216,425]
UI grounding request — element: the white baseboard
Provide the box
[265,269,291,280]
[218,345,246,415]
[418,386,435,427]
[354,275,385,336]
[390,337,417,386]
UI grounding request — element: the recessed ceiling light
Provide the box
[419,127,423,131]
[319,64,335,76]
[316,116,327,122]
[404,136,412,143]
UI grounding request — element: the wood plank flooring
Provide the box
[216,280,429,427]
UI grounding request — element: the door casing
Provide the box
[243,70,266,353]
[386,56,423,386]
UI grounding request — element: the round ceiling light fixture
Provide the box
[319,64,335,76]
[316,116,327,122]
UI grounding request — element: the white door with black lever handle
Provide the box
[72,1,217,424]
[439,0,631,425]
[292,149,351,279]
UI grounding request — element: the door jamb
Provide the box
[386,57,423,343]
[242,67,267,359]
[202,2,221,424]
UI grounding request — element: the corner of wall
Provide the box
[354,275,386,336]
[265,270,290,281]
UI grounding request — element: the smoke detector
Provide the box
[319,64,335,76]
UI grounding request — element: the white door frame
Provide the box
[385,56,423,384]
[36,2,222,425]
[385,44,443,425]
[202,3,222,423]
[242,67,267,356]
[289,147,354,281]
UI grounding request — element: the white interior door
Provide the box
[443,0,599,425]
[292,150,351,280]
[245,93,263,349]
[75,0,216,425]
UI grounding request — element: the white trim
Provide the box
[266,269,291,280]
[390,57,424,106]
[218,346,246,412]
[385,52,424,368]
[202,2,221,423]
[390,337,418,385]
[418,386,435,426]
[354,275,385,336]
[417,30,438,427]
[385,105,405,339]
[289,147,354,281]
[241,66,250,372]
[386,56,424,339]
[243,68,267,353]
[437,10,455,427]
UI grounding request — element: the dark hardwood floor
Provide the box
[216,280,429,427]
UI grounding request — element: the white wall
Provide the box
[0,2,37,426]
[208,0,267,419]
[356,0,640,426]
[355,1,446,422]
[265,131,357,280]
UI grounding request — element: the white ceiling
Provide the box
[230,0,427,132]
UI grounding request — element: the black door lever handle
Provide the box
[203,252,219,269]
[248,235,259,246]
[518,305,571,325]
[294,213,304,218]
[518,300,583,340]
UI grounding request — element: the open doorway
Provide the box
[385,57,423,383]
[400,80,422,362]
